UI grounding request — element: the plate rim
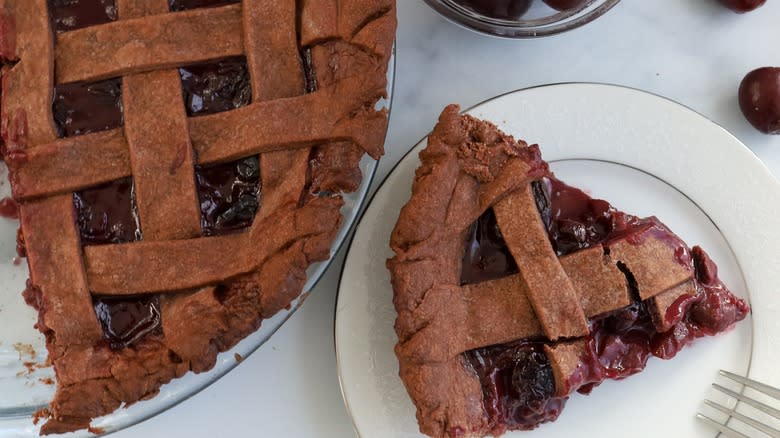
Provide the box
[334,81,780,437]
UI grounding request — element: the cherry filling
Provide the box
[461,209,519,286]
[168,0,240,12]
[573,302,657,395]
[73,178,141,245]
[93,295,161,350]
[178,57,252,117]
[179,57,261,235]
[464,342,566,433]
[536,178,649,257]
[540,178,695,268]
[48,0,118,34]
[461,176,749,431]
[53,78,123,138]
[196,157,261,236]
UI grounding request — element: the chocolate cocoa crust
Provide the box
[0,0,396,433]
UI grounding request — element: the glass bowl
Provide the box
[423,0,621,38]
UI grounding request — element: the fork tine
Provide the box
[696,413,752,438]
[713,383,780,420]
[704,399,780,437]
[721,370,780,400]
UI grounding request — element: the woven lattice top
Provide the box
[391,106,697,360]
[0,0,395,433]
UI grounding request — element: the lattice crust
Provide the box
[0,0,395,434]
[387,105,699,437]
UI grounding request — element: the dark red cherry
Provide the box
[738,67,780,135]
[717,0,766,13]
[454,0,533,19]
[543,0,589,11]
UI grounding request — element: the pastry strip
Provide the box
[493,186,589,340]
[12,76,387,200]
[55,4,244,83]
[84,197,343,294]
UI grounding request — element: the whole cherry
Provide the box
[543,0,590,11]
[717,0,766,13]
[738,67,780,135]
[455,0,533,19]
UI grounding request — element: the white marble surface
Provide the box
[112,1,780,437]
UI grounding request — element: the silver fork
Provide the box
[698,370,780,438]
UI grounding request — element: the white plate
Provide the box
[0,52,396,437]
[335,83,780,438]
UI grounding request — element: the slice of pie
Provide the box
[0,0,395,434]
[387,105,750,437]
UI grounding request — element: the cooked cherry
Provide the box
[688,289,739,333]
[0,197,19,219]
[717,0,766,13]
[465,342,565,431]
[460,208,519,286]
[738,67,780,134]
[590,303,654,377]
[94,295,161,350]
[179,57,252,117]
[543,0,589,11]
[539,178,648,256]
[509,348,556,410]
[453,0,533,19]
[196,156,261,236]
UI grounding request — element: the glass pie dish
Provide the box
[0,40,395,438]
[423,0,621,38]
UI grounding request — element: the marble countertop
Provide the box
[113,1,780,437]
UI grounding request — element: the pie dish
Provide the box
[0,0,395,434]
[387,105,750,437]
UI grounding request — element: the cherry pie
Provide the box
[387,105,749,437]
[0,0,395,433]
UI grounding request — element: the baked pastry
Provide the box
[0,0,395,433]
[387,105,750,437]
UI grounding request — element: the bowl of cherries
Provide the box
[422,0,621,38]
